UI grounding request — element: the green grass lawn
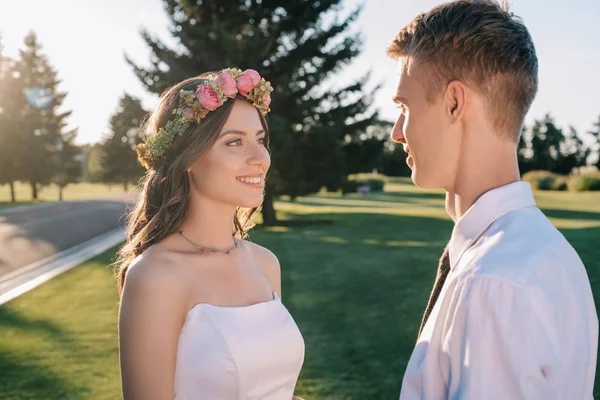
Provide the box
[1,177,598,399]
[0,250,122,400]
[0,182,130,210]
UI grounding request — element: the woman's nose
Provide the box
[247,142,270,168]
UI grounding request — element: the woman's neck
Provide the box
[178,193,238,249]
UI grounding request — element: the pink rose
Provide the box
[243,69,261,85]
[235,69,261,96]
[195,85,222,111]
[217,72,237,98]
[262,93,271,108]
[183,107,195,120]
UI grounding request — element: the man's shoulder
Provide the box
[464,206,582,285]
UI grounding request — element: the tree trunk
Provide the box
[59,184,63,201]
[124,180,128,192]
[30,180,38,200]
[261,191,278,226]
[9,181,16,203]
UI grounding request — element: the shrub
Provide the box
[340,179,361,195]
[340,177,385,195]
[522,170,567,191]
[365,178,385,192]
[567,173,600,192]
[551,176,568,191]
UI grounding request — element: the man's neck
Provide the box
[445,147,520,223]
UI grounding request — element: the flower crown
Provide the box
[136,68,273,169]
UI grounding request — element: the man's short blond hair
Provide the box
[387,0,538,141]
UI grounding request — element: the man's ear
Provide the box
[444,80,466,119]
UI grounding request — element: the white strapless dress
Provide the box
[173,292,305,399]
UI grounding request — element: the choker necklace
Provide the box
[178,230,240,254]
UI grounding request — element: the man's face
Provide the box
[390,65,459,189]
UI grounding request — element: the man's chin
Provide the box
[411,171,442,189]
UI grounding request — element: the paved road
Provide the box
[0,194,137,278]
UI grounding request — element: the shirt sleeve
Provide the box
[440,275,556,400]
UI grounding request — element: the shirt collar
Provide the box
[448,181,536,271]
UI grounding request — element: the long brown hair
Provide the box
[115,73,269,294]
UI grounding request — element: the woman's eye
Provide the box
[227,137,268,146]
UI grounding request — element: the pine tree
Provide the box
[589,116,600,170]
[516,125,530,175]
[559,126,589,174]
[0,35,11,198]
[126,0,378,224]
[45,70,80,201]
[343,122,390,174]
[82,143,104,183]
[54,129,81,201]
[15,32,78,200]
[101,94,147,191]
[524,114,589,175]
[0,34,26,202]
[528,114,565,172]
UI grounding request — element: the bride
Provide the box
[115,68,305,399]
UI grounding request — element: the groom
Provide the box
[387,1,598,399]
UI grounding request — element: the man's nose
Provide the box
[391,114,406,144]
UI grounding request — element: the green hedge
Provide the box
[340,178,385,195]
[364,178,385,192]
[568,173,600,192]
[522,170,568,191]
[522,170,600,192]
[340,180,360,195]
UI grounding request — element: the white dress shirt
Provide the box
[400,181,598,400]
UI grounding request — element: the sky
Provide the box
[0,0,599,145]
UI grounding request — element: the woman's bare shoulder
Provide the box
[122,245,190,307]
[242,240,281,293]
[243,240,280,269]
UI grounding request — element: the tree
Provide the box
[0,34,27,202]
[44,73,80,201]
[100,94,147,190]
[520,114,589,175]
[381,140,412,177]
[589,116,600,170]
[82,143,105,183]
[517,126,533,174]
[15,32,78,200]
[53,130,81,201]
[126,0,378,224]
[556,126,589,175]
[343,121,390,174]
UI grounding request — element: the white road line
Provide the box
[0,228,126,306]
